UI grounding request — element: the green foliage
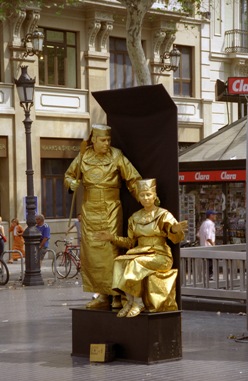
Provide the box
[0,0,208,21]
[163,0,209,18]
[178,0,203,13]
[0,0,82,21]
[0,1,39,20]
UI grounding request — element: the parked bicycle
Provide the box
[52,239,81,279]
[0,256,9,285]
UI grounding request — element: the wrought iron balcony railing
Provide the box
[225,29,248,53]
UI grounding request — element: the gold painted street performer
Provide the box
[64,124,142,309]
[95,178,187,318]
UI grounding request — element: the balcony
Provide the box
[225,29,248,54]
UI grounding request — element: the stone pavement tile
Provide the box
[0,266,248,381]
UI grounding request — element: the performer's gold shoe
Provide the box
[116,302,132,318]
[86,295,110,309]
[126,302,145,318]
[112,295,122,309]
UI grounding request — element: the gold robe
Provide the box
[64,145,141,295]
[112,207,184,312]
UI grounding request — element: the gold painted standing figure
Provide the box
[64,124,142,309]
[96,178,187,317]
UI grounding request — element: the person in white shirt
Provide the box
[198,210,217,277]
[198,210,217,247]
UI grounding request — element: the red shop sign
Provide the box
[228,77,248,94]
[179,170,246,183]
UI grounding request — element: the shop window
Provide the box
[180,182,246,245]
[173,45,193,97]
[226,182,246,244]
[41,159,76,219]
[110,37,136,89]
[39,28,77,88]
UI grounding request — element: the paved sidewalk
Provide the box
[1,260,248,381]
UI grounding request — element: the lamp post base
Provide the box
[22,226,44,286]
[23,272,44,286]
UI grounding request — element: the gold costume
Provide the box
[64,145,141,295]
[111,207,184,312]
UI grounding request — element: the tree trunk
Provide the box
[118,0,155,86]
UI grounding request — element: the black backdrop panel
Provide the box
[92,84,179,215]
[92,84,181,303]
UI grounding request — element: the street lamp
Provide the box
[160,45,181,72]
[22,29,44,58]
[15,66,44,286]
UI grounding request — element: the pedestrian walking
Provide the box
[8,218,25,263]
[198,210,217,277]
[35,214,51,264]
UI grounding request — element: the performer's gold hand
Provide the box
[171,220,188,233]
[70,180,80,191]
[94,231,113,241]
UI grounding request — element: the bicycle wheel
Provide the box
[67,249,80,279]
[0,259,9,285]
[52,252,71,279]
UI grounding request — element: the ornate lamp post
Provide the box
[15,66,44,286]
[22,29,44,58]
[160,45,181,72]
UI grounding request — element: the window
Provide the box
[240,0,248,30]
[240,0,248,49]
[41,159,76,219]
[39,28,77,88]
[110,37,136,89]
[173,46,193,97]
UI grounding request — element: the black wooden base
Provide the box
[70,306,182,364]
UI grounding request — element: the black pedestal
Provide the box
[71,307,182,364]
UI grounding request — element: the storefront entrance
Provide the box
[180,172,246,245]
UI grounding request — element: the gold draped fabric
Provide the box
[112,207,184,312]
[64,145,141,295]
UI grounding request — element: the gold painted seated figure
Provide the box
[95,178,187,318]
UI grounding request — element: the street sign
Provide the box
[228,77,248,95]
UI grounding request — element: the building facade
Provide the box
[0,0,247,242]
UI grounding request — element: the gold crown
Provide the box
[92,124,111,137]
[137,178,156,192]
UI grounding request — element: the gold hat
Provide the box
[92,124,111,137]
[137,178,156,192]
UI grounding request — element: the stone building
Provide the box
[0,0,246,242]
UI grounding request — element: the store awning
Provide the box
[179,117,247,162]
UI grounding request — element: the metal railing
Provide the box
[1,250,24,281]
[44,249,57,282]
[225,29,248,53]
[1,249,57,283]
[180,244,246,302]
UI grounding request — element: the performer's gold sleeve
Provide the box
[64,146,141,295]
[112,207,184,311]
